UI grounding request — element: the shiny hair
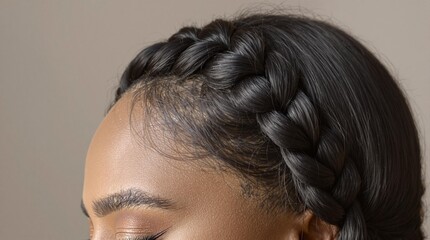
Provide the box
[109,11,425,239]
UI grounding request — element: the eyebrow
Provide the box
[81,188,178,218]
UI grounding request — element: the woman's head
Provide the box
[82,12,424,239]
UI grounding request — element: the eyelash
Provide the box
[87,229,167,240]
[127,229,166,240]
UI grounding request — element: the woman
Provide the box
[81,11,425,239]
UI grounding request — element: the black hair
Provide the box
[109,10,425,240]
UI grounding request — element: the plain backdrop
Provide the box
[0,0,429,239]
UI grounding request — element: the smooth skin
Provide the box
[81,90,338,240]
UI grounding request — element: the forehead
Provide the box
[81,91,243,214]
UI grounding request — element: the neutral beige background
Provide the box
[0,0,428,239]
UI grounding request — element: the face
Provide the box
[81,91,303,240]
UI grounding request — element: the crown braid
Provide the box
[112,13,424,240]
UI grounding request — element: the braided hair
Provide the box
[109,12,424,240]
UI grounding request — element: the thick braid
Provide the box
[115,26,202,102]
[115,41,165,101]
[116,19,371,239]
[116,19,238,102]
[179,22,367,238]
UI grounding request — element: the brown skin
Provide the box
[82,90,338,240]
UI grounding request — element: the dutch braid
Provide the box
[111,13,424,240]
